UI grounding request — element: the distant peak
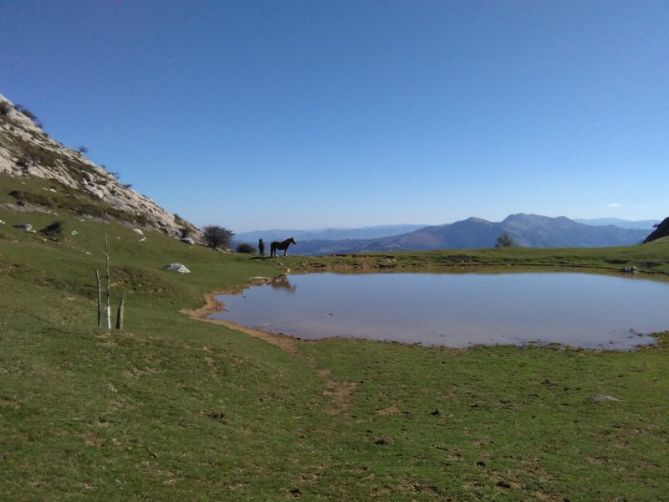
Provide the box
[503,213,572,223]
[462,217,491,224]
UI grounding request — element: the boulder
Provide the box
[165,263,191,274]
[12,223,32,232]
[180,237,195,245]
[132,228,144,236]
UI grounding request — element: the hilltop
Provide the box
[0,95,199,238]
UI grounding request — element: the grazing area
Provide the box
[1,173,669,499]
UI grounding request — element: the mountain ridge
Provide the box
[292,213,649,255]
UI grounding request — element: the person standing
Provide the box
[258,238,265,257]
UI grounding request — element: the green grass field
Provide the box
[1,173,668,499]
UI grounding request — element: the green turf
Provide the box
[1,173,668,499]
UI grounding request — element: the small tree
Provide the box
[496,232,515,248]
[203,225,233,249]
[236,242,256,254]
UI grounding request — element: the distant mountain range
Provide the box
[234,224,425,244]
[273,214,650,255]
[574,218,659,230]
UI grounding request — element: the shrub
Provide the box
[78,146,88,154]
[16,155,35,171]
[236,242,256,254]
[0,102,11,116]
[14,104,40,125]
[39,221,64,239]
[203,225,233,249]
[8,190,54,207]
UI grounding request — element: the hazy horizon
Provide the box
[232,215,660,235]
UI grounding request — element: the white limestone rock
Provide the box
[165,263,190,273]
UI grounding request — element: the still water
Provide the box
[212,272,669,349]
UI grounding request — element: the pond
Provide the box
[211,272,669,350]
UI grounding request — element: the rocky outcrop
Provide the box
[0,94,200,239]
[643,217,669,243]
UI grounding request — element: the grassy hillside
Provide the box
[1,174,668,499]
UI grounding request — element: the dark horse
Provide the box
[270,237,296,257]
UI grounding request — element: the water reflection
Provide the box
[270,274,297,293]
[213,272,669,350]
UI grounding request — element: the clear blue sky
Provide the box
[2,1,667,231]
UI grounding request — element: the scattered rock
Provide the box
[496,480,511,489]
[71,230,78,236]
[289,487,302,497]
[165,263,191,273]
[374,436,393,445]
[476,460,486,467]
[12,223,32,232]
[138,237,147,242]
[0,219,5,225]
[430,408,441,416]
[132,228,144,236]
[591,394,620,403]
[180,237,195,245]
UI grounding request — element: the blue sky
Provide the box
[1,1,667,231]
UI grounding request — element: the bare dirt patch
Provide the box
[323,378,358,415]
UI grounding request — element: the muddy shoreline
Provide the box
[181,267,667,353]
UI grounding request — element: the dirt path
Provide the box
[182,291,358,413]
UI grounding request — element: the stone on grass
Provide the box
[13,223,32,232]
[132,228,144,236]
[180,237,195,245]
[591,394,620,403]
[165,263,191,274]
